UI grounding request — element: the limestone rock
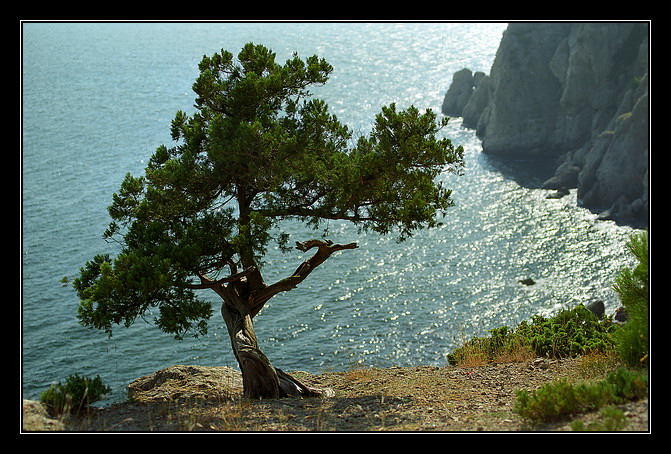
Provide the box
[462,73,491,130]
[478,23,571,157]
[22,399,65,431]
[128,364,243,403]
[441,68,476,117]
[441,22,649,227]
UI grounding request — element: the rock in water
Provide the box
[441,68,475,117]
[587,300,605,318]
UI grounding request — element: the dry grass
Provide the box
[450,337,536,368]
[494,345,536,364]
[450,339,490,367]
[341,365,379,383]
[574,352,623,381]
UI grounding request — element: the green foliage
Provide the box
[514,379,608,422]
[447,304,618,366]
[40,374,111,416]
[513,367,647,423]
[613,230,649,368]
[73,253,213,340]
[603,365,649,402]
[515,305,618,359]
[71,43,463,340]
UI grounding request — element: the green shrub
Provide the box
[447,304,618,366]
[513,367,648,423]
[40,374,111,416]
[515,304,618,359]
[613,230,649,368]
[604,366,648,402]
[514,379,613,422]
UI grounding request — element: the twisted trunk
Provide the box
[204,239,356,399]
[214,284,321,398]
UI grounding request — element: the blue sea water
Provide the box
[21,22,639,404]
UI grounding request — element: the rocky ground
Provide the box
[23,358,649,433]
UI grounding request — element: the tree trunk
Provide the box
[198,239,356,399]
[214,280,332,399]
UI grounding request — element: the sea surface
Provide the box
[21,22,640,404]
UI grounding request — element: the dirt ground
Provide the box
[24,358,649,433]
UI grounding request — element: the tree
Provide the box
[72,43,464,399]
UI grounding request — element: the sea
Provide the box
[21,21,642,405]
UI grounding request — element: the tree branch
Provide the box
[187,266,258,289]
[257,205,388,225]
[248,239,358,317]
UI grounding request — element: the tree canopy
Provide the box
[73,43,464,345]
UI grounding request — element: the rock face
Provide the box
[443,22,649,227]
[441,68,487,118]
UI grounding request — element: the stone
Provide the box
[614,307,628,323]
[462,74,491,129]
[128,364,243,403]
[545,187,570,199]
[441,68,475,117]
[22,399,65,431]
[586,300,605,318]
[542,161,580,190]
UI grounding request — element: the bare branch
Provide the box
[248,240,358,316]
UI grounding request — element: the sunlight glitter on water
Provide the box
[23,23,641,404]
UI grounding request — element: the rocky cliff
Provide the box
[443,22,649,227]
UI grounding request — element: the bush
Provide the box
[604,366,648,402]
[515,304,618,359]
[613,230,649,368]
[513,367,648,423]
[40,374,111,416]
[447,304,618,366]
[514,379,611,422]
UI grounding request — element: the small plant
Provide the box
[576,351,621,380]
[40,374,111,416]
[604,366,648,402]
[513,367,647,423]
[514,379,611,422]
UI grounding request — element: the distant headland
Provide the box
[442,22,649,228]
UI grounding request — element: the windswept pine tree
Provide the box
[72,43,464,399]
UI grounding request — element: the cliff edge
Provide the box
[443,22,649,227]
